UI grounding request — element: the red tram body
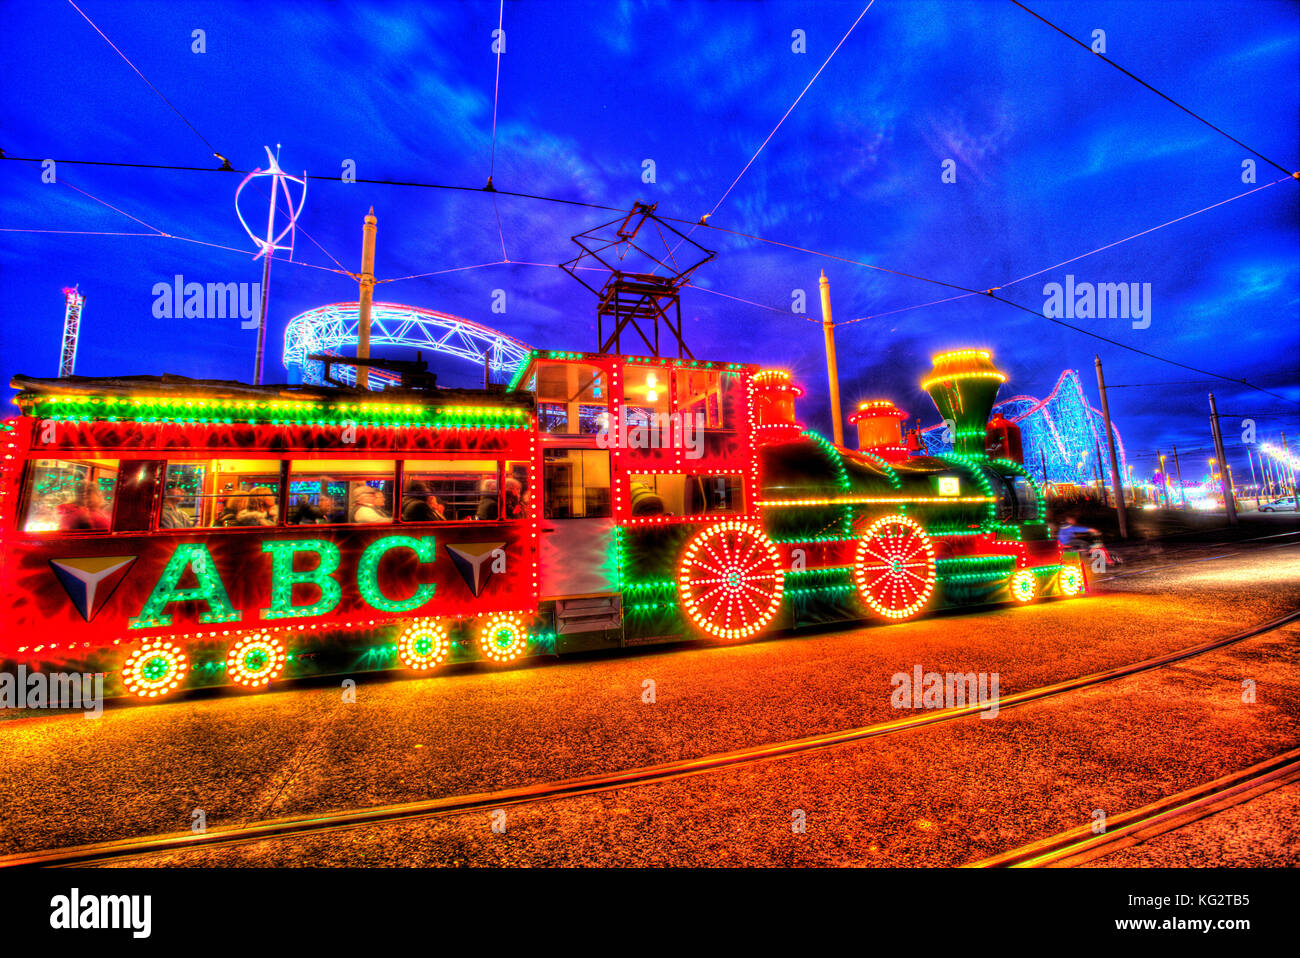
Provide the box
[0,347,1086,698]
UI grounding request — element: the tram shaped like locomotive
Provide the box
[0,347,1085,698]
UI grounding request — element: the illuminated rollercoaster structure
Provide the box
[920,369,1128,487]
[282,302,533,388]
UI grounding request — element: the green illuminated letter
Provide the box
[260,539,342,620]
[357,535,437,613]
[128,543,241,629]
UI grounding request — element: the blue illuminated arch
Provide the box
[283,302,532,388]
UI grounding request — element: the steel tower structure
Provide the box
[59,285,84,378]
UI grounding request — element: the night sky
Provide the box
[2,0,1297,483]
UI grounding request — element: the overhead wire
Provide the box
[7,3,1293,410]
[65,0,225,163]
[1009,0,1299,179]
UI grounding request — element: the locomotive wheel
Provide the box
[1057,566,1084,597]
[677,521,785,640]
[226,632,287,688]
[853,514,937,621]
[1010,569,1037,603]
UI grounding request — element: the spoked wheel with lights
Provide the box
[479,612,528,663]
[226,632,287,688]
[1009,569,1037,604]
[677,520,785,641]
[121,639,189,699]
[398,618,451,671]
[1056,566,1084,598]
[853,514,937,621]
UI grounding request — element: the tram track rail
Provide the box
[967,745,1300,868]
[2,607,1296,869]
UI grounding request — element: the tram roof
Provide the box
[10,373,532,409]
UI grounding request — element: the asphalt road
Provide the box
[2,524,1297,866]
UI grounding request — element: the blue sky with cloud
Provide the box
[1,0,1296,481]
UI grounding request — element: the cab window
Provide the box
[627,474,744,517]
[20,458,119,532]
[1010,476,1039,520]
[534,362,608,435]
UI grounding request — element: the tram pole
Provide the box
[1284,431,1300,510]
[356,206,378,391]
[1171,444,1186,508]
[1246,446,1260,508]
[1093,356,1128,538]
[1207,392,1237,526]
[819,270,844,448]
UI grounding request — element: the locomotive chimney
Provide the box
[752,369,804,443]
[921,349,1007,459]
[848,400,908,462]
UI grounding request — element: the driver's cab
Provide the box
[510,351,757,634]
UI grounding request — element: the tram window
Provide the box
[985,470,1016,522]
[20,458,119,533]
[159,462,203,529]
[628,474,744,517]
[533,362,607,435]
[289,460,394,524]
[161,459,281,528]
[504,461,531,517]
[543,449,610,519]
[401,460,500,522]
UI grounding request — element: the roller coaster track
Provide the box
[921,368,1129,487]
[282,301,532,388]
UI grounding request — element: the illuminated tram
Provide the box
[0,347,1086,699]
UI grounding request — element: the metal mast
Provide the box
[59,285,84,377]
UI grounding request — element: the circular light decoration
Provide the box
[226,632,287,688]
[1057,566,1084,597]
[122,640,188,698]
[677,521,785,641]
[479,612,528,663]
[398,619,450,670]
[853,514,937,620]
[1010,569,1037,603]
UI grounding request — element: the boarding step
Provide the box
[556,595,623,635]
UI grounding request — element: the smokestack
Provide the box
[848,400,908,462]
[921,349,1007,458]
